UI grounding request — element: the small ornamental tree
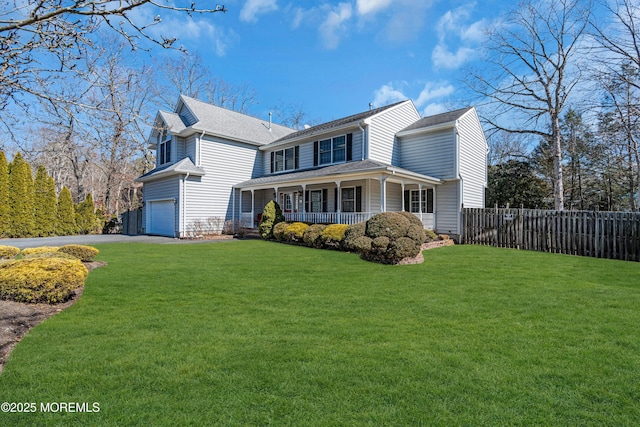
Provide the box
[8,152,35,237]
[33,165,58,237]
[57,186,77,236]
[258,200,285,239]
[0,151,9,237]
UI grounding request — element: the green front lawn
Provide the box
[1,241,639,425]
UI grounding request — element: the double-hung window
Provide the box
[406,189,434,213]
[317,135,347,165]
[271,146,298,173]
[159,130,171,165]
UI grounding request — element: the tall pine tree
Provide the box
[8,152,35,237]
[57,186,77,236]
[33,165,58,236]
[0,151,9,237]
[75,193,98,234]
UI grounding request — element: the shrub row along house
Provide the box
[136,95,488,240]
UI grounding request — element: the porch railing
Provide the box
[240,211,434,229]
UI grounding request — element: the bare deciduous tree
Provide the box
[469,0,591,210]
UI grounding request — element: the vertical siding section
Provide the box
[398,128,456,179]
[457,109,487,208]
[436,181,460,235]
[368,101,420,165]
[185,135,197,164]
[142,177,180,233]
[184,136,260,232]
[386,182,403,211]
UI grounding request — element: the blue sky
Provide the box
[140,0,504,124]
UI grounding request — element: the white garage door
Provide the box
[149,200,175,237]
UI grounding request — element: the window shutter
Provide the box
[294,146,299,169]
[322,189,328,212]
[346,133,353,161]
[334,189,338,212]
[305,190,309,213]
[313,141,319,166]
[404,190,410,212]
[270,152,274,173]
[427,189,434,213]
[356,186,362,212]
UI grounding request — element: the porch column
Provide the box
[250,189,255,228]
[379,177,387,212]
[301,184,306,222]
[419,184,423,222]
[401,181,406,211]
[335,180,341,223]
[232,187,236,233]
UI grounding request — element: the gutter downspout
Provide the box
[455,123,463,237]
[358,121,366,160]
[198,130,205,167]
[183,172,190,237]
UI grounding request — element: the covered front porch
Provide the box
[233,160,441,230]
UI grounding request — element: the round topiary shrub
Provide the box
[406,224,427,244]
[396,211,423,227]
[319,224,349,249]
[387,237,420,262]
[58,244,99,262]
[273,221,290,241]
[365,212,411,240]
[284,222,309,243]
[343,222,366,251]
[303,224,327,247]
[258,200,285,239]
[351,235,373,253]
[371,236,390,250]
[0,257,88,303]
[0,245,20,260]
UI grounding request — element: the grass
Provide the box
[1,240,639,425]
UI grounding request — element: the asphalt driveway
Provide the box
[0,234,234,249]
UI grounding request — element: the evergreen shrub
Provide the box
[342,222,366,251]
[284,222,309,242]
[273,221,290,241]
[425,229,438,242]
[22,246,60,257]
[406,224,427,244]
[259,200,285,239]
[396,211,423,227]
[303,224,327,247]
[0,245,20,260]
[365,212,411,240]
[58,244,99,262]
[319,224,348,249]
[0,258,88,303]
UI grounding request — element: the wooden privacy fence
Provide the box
[121,208,143,235]
[462,208,640,262]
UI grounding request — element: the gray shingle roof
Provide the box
[158,110,187,133]
[179,95,295,145]
[235,159,441,188]
[267,100,410,146]
[399,107,473,133]
[135,158,205,183]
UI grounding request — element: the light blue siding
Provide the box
[435,181,460,235]
[398,128,456,179]
[142,177,180,234]
[368,101,420,165]
[457,110,487,208]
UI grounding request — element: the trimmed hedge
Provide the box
[22,246,60,257]
[303,224,327,247]
[58,244,99,262]
[319,224,348,249]
[0,245,20,260]
[273,221,289,241]
[365,212,411,240]
[284,222,309,243]
[0,257,88,303]
[343,222,366,251]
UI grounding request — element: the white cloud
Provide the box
[319,3,353,49]
[432,45,476,69]
[415,82,455,107]
[432,2,484,69]
[356,0,394,16]
[239,0,279,23]
[372,83,408,107]
[421,103,448,116]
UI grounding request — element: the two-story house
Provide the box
[136,95,487,240]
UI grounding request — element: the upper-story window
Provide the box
[158,130,171,165]
[314,134,352,166]
[271,146,299,173]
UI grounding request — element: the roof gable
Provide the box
[399,107,473,134]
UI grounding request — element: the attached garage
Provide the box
[148,200,176,237]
